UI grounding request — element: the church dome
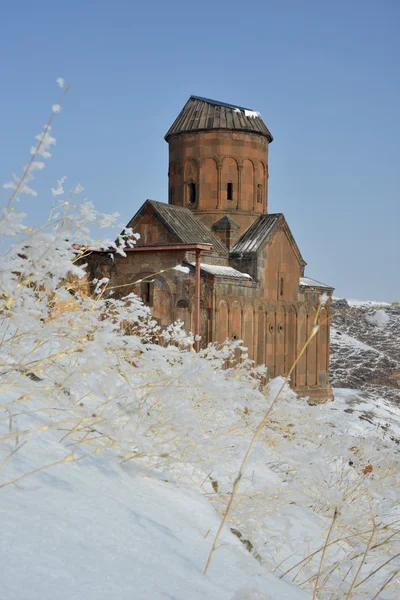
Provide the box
[165,95,273,142]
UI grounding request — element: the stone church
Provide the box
[86,96,334,401]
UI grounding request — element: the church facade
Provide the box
[86,96,334,402]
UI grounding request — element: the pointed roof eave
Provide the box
[126,199,154,229]
[279,217,307,268]
[231,213,306,268]
[212,214,240,231]
[126,199,180,243]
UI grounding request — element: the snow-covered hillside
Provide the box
[0,401,305,600]
[2,370,400,599]
[2,375,400,599]
[331,298,400,407]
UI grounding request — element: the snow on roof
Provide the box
[188,262,252,280]
[300,277,333,290]
[231,214,281,254]
[244,109,261,119]
[165,96,273,142]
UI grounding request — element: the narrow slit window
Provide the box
[227,182,233,201]
[257,184,263,203]
[142,281,151,305]
[280,277,284,297]
[188,182,196,204]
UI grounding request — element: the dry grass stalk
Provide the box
[279,520,400,594]
[345,512,376,598]
[371,570,400,600]
[355,551,400,590]
[0,441,27,473]
[312,507,338,599]
[91,265,186,308]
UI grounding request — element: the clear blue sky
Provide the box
[1,0,399,302]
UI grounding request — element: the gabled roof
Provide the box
[212,215,240,231]
[165,96,273,142]
[231,214,281,254]
[127,200,228,255]
[231,213,306,267]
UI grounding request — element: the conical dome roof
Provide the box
[165,95,273,142]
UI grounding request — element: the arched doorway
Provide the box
[176,299,191,332]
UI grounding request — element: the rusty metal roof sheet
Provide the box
[165,96,273,142]
[187,262,252,280]
[300,277,333,290]
[231,214,282,254]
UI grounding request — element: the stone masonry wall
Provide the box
[168,130,269,235]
